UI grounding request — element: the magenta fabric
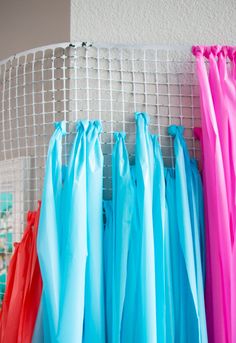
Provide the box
[192,45,236,343]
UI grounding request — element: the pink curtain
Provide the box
[192,45,236,343]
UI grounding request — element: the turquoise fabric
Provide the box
[152,134,167,342]
[37,115,207,343]
[103,200,113,343]
[111,132,135,342]
[37,121,67,343]
[168,125,207,342]
[58,120,105,343]
[134,112,157,343]
[57,121,88,343]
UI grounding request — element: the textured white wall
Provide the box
[0,0,70,60]
[71,0,236,45]
[1,0,236,61]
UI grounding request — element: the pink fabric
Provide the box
[192,45,236,343]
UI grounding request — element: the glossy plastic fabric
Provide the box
[35,115,207,343]
[165,168,181,339]
[111,132,135,342]
[57,120,105,343]
[0,204,42,343]
[192,45,235,343]
[152,134,166,342]
[103,200,113,343]
[37,121,67,342]
[168,125,207,342]
[134,112,157,343]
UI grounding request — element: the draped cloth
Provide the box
[36,115,207,342]
[0,202,42,343]
[192,45,236,343]
[37,120,105,343]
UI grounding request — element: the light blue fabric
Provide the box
[134,112,157,343]
[120,165,141,343]
[190,159,207,342]
[32,297,44,343]
[111,132,135,343]
[37,121,67,343]
[57,120,105,343]
[168,125,207,343]
[83,121,105,343]
[36,116,207,343]
[191,160,206,284]
[152,134,167,342]
[57,121,87,343]
[103,200,113,343]
[165,168,180,340]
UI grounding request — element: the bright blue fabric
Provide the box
[103,200,113,343]
[57,120,105,343]
[168,125,207,343]
[120,165,141,343]
[57,121,87,343]
[32,297,44,343]
[165,168,180,340]
[83,121,105,343]
[152,134,167,342]
[134,112,157,343]
[37,121,67,343]
[37,116,207,343]
[111,132,135,342]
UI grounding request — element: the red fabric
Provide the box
[0,202,42,343]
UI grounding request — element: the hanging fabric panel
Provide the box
[192,45,234,343]
[0,203,42,343]
[37,121,67,342]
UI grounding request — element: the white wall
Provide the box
[71,0,236,45]
[1,0,236,61]
[0,0,70,60]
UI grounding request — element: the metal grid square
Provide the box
[0,42,201,299]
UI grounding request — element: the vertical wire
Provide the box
[52,50,56,124]
[191,60,196,159]
[74,47,78,122]
[120,48,125,133]
[62,49,67,121]
[32,51,38,200]
[23,56,29,157]
[41,53,46,164]
[97,47,102,139]
[8,62,13,159]
[131,48,137,144]
[1,64,6,160]
[166,49,174,167]
[143,49,148,113]
[15,58,20,158]
[85,47,90,120]
[155,49,161,140]
[108,48,113,148]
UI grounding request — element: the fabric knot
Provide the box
[54,121,67,135]
[168,125,184,137]
[193,127,202,141]
[203,46,212,59]
[76,120,89,132]
[93,120,103,134]
[192,45,205,57]
[114,131,126,142]
[220,46,228,57]
[135,112,150,125]
[211,45,221,57]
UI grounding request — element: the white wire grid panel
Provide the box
[0,42,201,299]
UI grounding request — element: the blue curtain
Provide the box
[37,114,207,343]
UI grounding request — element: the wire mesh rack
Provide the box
[0,42,201,300]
